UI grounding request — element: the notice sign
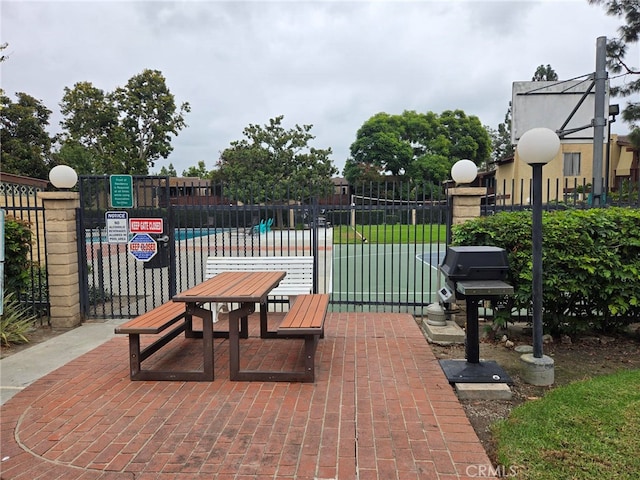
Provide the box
[128,233,157,262]
[110,174,134,208]
[105,211,129,244]
[129,218,163,234]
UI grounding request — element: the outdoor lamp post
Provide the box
[516,127,560,386]
[49,165,78,190]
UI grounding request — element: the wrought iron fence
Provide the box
[0,179,49,324]
[77,176,448,318]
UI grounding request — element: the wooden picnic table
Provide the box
[173,270,286,381]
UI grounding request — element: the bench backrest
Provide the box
[206,256,313,296]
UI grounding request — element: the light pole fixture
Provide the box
[516,127,560,385]
[450,159,478,185]
[49,165,78,190]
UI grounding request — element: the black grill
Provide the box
[440,246,509,289]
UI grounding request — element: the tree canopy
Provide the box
[346,109,491,186]
[589,0,640,144]
[0,92,52,179]
[216,115,337,202]
[57,69,190,174]
[532,64,559,81]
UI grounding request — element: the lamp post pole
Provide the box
[531,162,544,359]
[517,128,559,386]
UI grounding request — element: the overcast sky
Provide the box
[1,0,636,176]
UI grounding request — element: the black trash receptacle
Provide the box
[144,233,170,269]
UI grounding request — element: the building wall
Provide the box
[494,134,635,204]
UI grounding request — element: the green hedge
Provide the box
[451,207,640,334]
[3,215,33,296]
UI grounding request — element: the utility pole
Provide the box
[592,36,608,206]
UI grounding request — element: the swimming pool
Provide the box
[87,227,227,243]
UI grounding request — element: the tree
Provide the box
[217,115,337,202]
[112,69,191,173]
[57,69,190,174]
[0,92,52,179]
[490,102,515,164]
[346,109,491,186]
[182,161,210,178]
[58,81,122,174]
[159,163,177,176]
[589,0,640,145]
[532,64,559,81]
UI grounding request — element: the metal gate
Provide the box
[77,176,447,319]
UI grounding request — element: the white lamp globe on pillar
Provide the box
[516,127,560,386]
[450,159,478,185]
[49,165,78,190]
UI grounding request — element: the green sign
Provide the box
[110,175,134,208]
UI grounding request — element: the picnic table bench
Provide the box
[232,293,329,382]
[114,301,215,381]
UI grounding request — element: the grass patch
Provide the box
[333,224,446,244]
[493,369,640,479]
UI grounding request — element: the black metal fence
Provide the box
[77,176,449,318]
[0,180,49,324]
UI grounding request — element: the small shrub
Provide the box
[3,216,32,296]
[0,292,37,346]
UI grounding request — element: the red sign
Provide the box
[129,218,163,234]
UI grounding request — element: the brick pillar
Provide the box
[449,186,486,225]
[37,191,82,328]
[448,186,486,326]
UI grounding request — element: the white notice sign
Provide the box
[106,211,129,244]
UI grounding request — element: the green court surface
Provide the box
[331,243,446,313]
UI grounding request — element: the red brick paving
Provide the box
[1,313,497,479]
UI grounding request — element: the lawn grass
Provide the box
[493,369,640,479]
[333,224,446,244]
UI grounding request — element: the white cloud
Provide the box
[1,0,635,176]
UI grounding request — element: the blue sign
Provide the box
[128,233,157,262]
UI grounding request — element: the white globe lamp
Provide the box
[517,128,560,165]
[450,159,478,185]
[49,165,78,190]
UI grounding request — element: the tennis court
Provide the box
[331,242,447,314]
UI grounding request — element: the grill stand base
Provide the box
[438,292,513,385]
[439,359,513,384]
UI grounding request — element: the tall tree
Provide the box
[159,163,177,176]
[112,69,191,173]
[58,81,122,174]
[58,69,190,174]
[0,92,52,179]
[182,160,210,178]
[532,64,559,81]
[347,109,490,186]
[589,0,640,145]
[217,115,337,202]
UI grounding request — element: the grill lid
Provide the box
[440,246,509,282]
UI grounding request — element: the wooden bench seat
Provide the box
[276,294,329,382]
[115,301,215,381]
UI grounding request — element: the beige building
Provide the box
[493,134,638,204]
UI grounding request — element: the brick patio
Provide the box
[0,312,496,479]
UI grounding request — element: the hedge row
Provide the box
[451,207,640,334]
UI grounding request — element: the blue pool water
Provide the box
[87,227,227,243]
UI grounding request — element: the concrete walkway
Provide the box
[0,313,496,479]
